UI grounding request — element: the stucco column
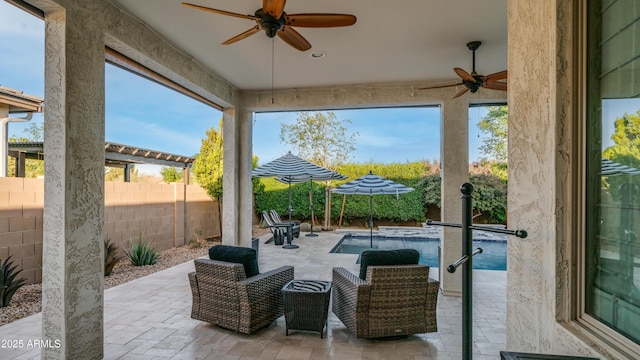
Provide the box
[41,7,105,360]
[440,98,469,296]
[222,106,253,247]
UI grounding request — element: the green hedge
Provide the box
[254,161,507,224]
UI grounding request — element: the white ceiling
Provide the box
[110,0,508,91]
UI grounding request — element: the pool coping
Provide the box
[335,225,508,242]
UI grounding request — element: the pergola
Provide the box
[0,85,43,176]
[7,140,194,181]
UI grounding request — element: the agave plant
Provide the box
[104,238,121,276]
[123,235,158,266]
[1,256,27,308]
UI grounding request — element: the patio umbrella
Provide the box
[601,158,640,176]
[331,170,415,247]
[252,152,346,238]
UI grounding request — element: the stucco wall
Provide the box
[507,0,613,358]
[0,178,219,284]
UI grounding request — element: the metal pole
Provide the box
[429,182,527,360]
[307,179,318,237]
[288,181,292,223]
[461,183,473,360]
[369,193,373,248]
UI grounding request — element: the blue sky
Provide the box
[1,2,494,176]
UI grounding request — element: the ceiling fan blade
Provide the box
[222,25,261,45]
[181,2,258,20]
[483,82,508,91]
[454,67,476,82]
[277,26,311,51]
[263,0,286,19]
[483,70,508,82]
[285,14,357,28]
[453,87,469,99]
[418,82,463,90]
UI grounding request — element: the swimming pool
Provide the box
[330,235,507,270]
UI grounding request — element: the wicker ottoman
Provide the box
[282,280,332,338]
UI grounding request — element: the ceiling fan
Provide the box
[420,41,507,98]
[181,1,357,51]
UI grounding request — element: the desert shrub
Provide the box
[104,238,121,276]
[123,235,158,266]
[1,256,26,307]
[188,230,208,249]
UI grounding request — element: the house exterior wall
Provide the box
[0,178,219,284]
[508,0,623,358]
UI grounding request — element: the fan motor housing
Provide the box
[464,74,484,93]
[255,9,285,37]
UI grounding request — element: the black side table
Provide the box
[282,280,332,338]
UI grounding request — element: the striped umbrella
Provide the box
[331,170,414,247]
[252,152,346,224]
[601,159,640,176]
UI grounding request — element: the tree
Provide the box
[602,109,640,169]
[7,121,44,178]
[193,119,224,233]
[20,122,44,141]
[602,109,640,201]
[194,119,224,199]
[280,112,358,169]
[279,111,358,229]
[477,106,508,162]
[160,167,183,183]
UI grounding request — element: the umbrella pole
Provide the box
[338,194,346,228]
[307,179,318,237]
[282,180,299,249]
[369,194,373,248]
[288,181,292,223]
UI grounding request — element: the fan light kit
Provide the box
[420,41,507,98]
[182,1,357,51]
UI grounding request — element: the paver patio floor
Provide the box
[0,231,506,359]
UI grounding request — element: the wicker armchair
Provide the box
[331,265,439,338]
[188,258,294,334]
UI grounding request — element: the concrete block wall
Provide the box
[104,181,176,251]
[0,178,220,284]
[185,184,220,244]
[0,177,44,284]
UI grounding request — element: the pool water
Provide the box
[330,235,507,270]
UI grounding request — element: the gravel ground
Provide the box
[0,226,271,327]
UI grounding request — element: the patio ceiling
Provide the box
[110,0,508,91]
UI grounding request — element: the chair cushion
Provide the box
[209,244,260,278]
[359,248,420,280]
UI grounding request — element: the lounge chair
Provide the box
[262,211,292,245]
[270,209,300,238]
[188,245,294,334]
[331,249,439,338]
